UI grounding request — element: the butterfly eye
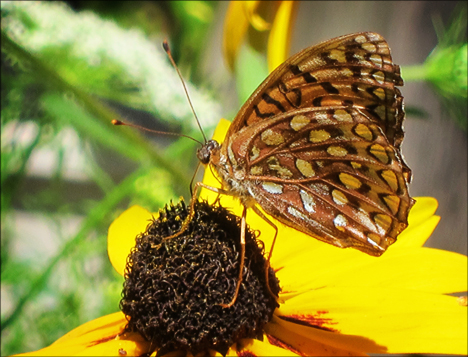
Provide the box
[197,139,220,165]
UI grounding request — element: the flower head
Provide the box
[120,199,279,356]
[16,119,467,356]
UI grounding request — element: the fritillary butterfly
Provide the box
[160,32,415,307]
[197,32,414,255]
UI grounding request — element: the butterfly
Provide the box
[167,32,414,307]
[197,31,413,252]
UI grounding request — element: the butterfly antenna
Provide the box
[111,119,203,146]
[163,39,208,143]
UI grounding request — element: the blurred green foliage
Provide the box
[1,1,466,356]
[1,1,222,355]
[402,4,467,130]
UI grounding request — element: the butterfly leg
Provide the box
[251,206,279,301]
[162,180,233,242]
[219,205,246,308]
[188,162,201,197]
[208,164,224,205]
[161,181,207,242]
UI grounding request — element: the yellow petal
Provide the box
[265,316,367,356]
[277,244,377,297]
[236,336,301,356]
[408,197,438,227]
[275,196,440,276]
[15,312,151,357]
[222,344,238,357]
[108,205,153,276]
[211,118,230,143]
[392,215,440,249]
[53,312,126,344]
[244,1,271,32]
[223,1,253,71]
[74,339,147,357]
[267,1,298,72]
[393,197,440,248]
[278,287,468,354]
[14,343,87,356]
[223,1,272,71]
[270,314,384,354]
[278,246,467,295]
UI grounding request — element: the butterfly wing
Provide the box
[228,32,405,148]
[218,32,413,256]
[230,106,413,256]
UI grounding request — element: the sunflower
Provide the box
[16,119,467,357]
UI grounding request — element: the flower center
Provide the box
[120,199,280,356]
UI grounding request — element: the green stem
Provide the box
[0,167,147,332]
[400,64,429,82]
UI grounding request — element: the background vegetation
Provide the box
[1,1,466,355]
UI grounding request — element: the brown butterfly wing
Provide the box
[227,106,413,256]
[228,32,405,147]
[219,32,414,256]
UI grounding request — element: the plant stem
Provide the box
[400,64,428,82]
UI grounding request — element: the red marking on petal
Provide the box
[237,350,257,357]
[89,333,118,346]
[279,311,339,332]
[279,290,297,294]
[267,334,307,356]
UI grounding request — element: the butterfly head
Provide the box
[197,139,220,165]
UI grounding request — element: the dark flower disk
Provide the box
[120,200,280,356]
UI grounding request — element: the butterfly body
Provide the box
[200,32,414,257]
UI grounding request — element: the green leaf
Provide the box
[235,45,269,105]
